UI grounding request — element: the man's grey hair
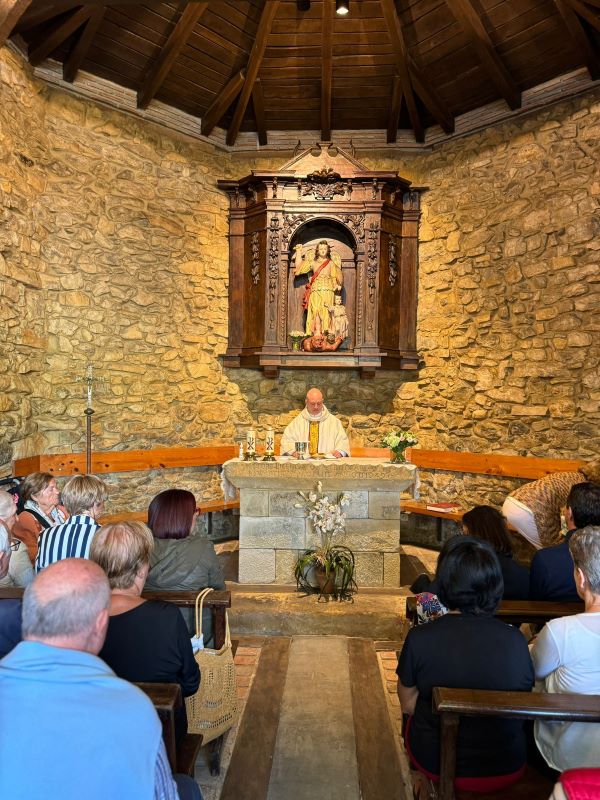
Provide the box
[0,489,15,519]
[569,526,600,594]
[22,560,110,639]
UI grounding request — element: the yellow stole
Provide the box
[308,421,320,456]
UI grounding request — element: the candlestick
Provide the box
[86,364,93,408]
[263,427,276,461]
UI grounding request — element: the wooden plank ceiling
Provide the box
[4,0,600,146]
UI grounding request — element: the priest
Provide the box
[280,388,350,458]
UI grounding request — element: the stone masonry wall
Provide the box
[0,46,598,514]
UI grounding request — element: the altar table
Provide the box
[222,458,418,587]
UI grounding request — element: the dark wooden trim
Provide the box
[63,5,105,82]
[566,0,600,32]
[380,0,423,142]
[28,5,92,65]
[386,75,402,143]
[348,638,404,800]
[446,0,521,109]
[321,0,333,141]
[252,78,268,146]
[555,0,600,79]
[200,69,245,137]
[0,0,32,46]
[219,637,291,800]
[226,0,279,147]
[137,2,209,109]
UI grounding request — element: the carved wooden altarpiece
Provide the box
[218,143,423,378]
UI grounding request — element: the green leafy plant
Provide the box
[293,481,357,600]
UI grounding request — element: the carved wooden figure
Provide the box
[218,143,423,378]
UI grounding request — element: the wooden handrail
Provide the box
[98,499,240,526]
[13,444,584,481]
[433,687,600,800]
[13,444,238,477]
[405,596,584,627]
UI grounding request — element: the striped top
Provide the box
[35,514,99,572]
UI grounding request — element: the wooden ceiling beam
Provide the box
[410,67,454,134]
[62,4,104,82]
[29,5,92,65]
[565,0,600,33]
[252,77,268,146]
[387,75,403,143]
[321,0,333,141]
[137,2,208,109]
[447,0,521,110]
[380,0,423,142]
[0,0,32,46]
[226,0,279,147]
[15,1,86,33]
[555,0,600,79]
[200,69,245,137]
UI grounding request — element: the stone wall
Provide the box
[1,46,598,514]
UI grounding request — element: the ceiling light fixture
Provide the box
[336,0,349,15]
[297,0,310,10]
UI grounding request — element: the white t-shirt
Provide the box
[531,612,600,771]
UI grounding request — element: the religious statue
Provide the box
[301,314,343,352]
[294,240,342,336]
[327,293,349,341]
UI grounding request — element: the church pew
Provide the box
[405,596,584,628]
[432,687,600,800]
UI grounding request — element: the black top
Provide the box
[99,600,200,697]
[397,613,534,777]
[497,553,529,600]
[529,529,579,602]
[0,599,22,659]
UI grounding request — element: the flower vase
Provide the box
[390,448,407,464]
[314,566,336,595]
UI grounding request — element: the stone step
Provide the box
[227,583,410,640]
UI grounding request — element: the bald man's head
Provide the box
[305,388,324,417]
[23,558,110,654]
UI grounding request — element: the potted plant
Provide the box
[381,429,418,463]
[293,481,357,600]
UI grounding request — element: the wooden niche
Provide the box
[218,143,423,378]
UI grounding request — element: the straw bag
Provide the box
[185,588,238,745]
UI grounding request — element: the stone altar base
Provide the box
[223,458,418,587]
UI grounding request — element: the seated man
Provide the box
[280,387,349,458]
[529,482,600,602]
[0,558,201,800]
[35,474,108,572]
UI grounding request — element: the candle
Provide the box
[246,429,256,452]
[266,428,275,454]
[86,364,93,407]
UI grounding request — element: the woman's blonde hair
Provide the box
[61,475,108,515]
[90,521,154,590]
[20,472,55,502]
[580,459,600,484]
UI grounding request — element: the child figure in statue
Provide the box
[327,293,349,341]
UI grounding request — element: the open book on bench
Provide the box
[426,502,462,513]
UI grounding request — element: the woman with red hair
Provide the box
[144,489,225,644]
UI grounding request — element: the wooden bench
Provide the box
[405,596,584,628]
[433,687,600,800]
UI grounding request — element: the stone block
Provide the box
[344,491,369,519]
[240,490,269,517]
[275,549,300,585]
[383,552,400,588]
[269,491,307,517]
[240,516,305,549]
[354,552,383,587]
[369,491,401,520]
[238,549,275,584]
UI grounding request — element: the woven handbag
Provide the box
[185,587,238,745]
